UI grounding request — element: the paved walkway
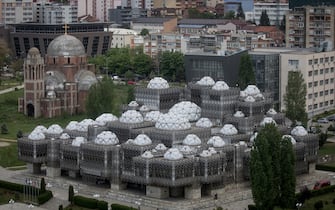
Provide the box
[0,85,23,95]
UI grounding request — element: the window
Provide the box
[314,70,318,75]
[308,82,313,88]
[320,80,323,85]
[331,78,334,83]
[314,81,318,87]
[331,56,334,62]
[325,68,329,74]
[314,92,318,97]
[331,100,334,105]
[325,79,329,84]
[320,58,324,63]
[331,67,334,73]
[320,91,323,96]
[331,89,334,94]
[325,101,329,106]
[308,105,313,110]
[325,57,329,62]
[325,90,329,95]
[308,71,313,76]
[314,104,318,109]
[308,94,313,99]
[320,69,324,74]
[314,59,318,64]
[309,59,313,65]
[320,102,323,107]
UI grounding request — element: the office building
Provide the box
[0,0,33,24]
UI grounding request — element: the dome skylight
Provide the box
[164,148,183,160]
[196,76,215,86]
[60,133,70,139]
[147,77,170,89]
[196,118,213,128]
[291,126,308,137]
[72,136,86,147]
[180,145,192,154]
[220,124,238,135]
[267,108,277,115]
[212,81,229,90]
[65,121,78,130]
[183,134,202,146]
[169,101,201,121]
[133,134,152,146]
[94,131,119,145]
[28,131,45,140]
[144,111,162,122]
[199,150,212,157]
[128,101,139,107]
[141,151,154,158]
[244,96,256,102]
[119,110,144,124]
[208,147,217,154]
[155,113,191,130]
[139,105,150,112]
[46,124,63,134]
[282,135,296,145]
[234,111,245,118]
[207,136,223,145]
[32,125,47,133]
[260,117,277,126]
[155,143,167,151]
[77,119,97,132]
[244,85,260,96]
[95,113,118,126]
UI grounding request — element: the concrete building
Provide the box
[130,17,177,34]
[252,1,289,26]
[107,28,138,48]
[108,6,147,28]
[144,33,183,58]
[286,6,335,49]
[33,2,78,24]
[77,0,121,22]
[18,33,97,118]
[0,0,33,24]
[9,22,112,57]
[280,49,335,117]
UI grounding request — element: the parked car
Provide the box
[317,118,329,124]
[313,180,331,190]
[127,80,136,85]
[327,115,335,121]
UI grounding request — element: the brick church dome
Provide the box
[47,34,85,57]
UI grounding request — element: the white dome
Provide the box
[260,117,277,126]
[244,85,260,96]
[155,143,167,151]
[182,134,202,146]
[128,101,139,107]
[267,108,277,115]
[94,131,119,145]
[164,148,183,160]
[155,113,191,130]
[255,93,265,100]
[72,136,86,147]
[211,136,226,147]
[46,124,63,134]
[238,141,247,146]
[291,126,308,137]
[32,125,47,133]
[200,150,212,157]
[212,81,229,90]
[119,110,144,124]
[95,113,118,126]
[244,96,255,102]
[207,136,222,145]
[77,119,97,132]
[60,133,70,139]
[139,105,150,112]
[147,77,169,89]
[180,145,192,154]
[141,151,154,158]
[196,76,215,86]
[126,139,134,144]
[196,118,213,128]
[65,121,78,130]
[220,124,238,135]
[250,132,258,143]
[240,91,247,97]
[28,131,45,140]
[208,147,217,154]
[169,101,201,121]
[234,111,245,118]
[144,111,162,122]
[282,135,296,145]
[133,134,152,146]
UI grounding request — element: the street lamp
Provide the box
[8,199,14,210]
[296,202,302,210]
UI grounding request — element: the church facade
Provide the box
[18,34,97,118]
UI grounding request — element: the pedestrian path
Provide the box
[0,85,23,95]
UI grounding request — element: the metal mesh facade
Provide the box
[294,142,308,175]
[294,134,319,163]
[60,142,81,173]
[18,138,49,163]
[135,87,181,111]
[225,115,263,134]
[108,121,155,143]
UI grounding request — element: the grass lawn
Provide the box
[0,188,22,204]
[0,143,25,167]
[0,84,129,140]
[319,142,335,156]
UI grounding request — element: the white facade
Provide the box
[280,50,335,117]
[251,2,289,25]
[77,0,121,22]
[205,0,224,8]
[106,28,138,48]
[0,0,33,24]
[33,2,78,24]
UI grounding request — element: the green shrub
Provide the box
[97,200,108,210]
[37,190,53,204]
[332,198,335,204]
[311,185,335,197]
[247,204,257,210]
[68,185,74,203]
[111,203,137,210]
[58,205,63,210]
[40,178,46,193]
[73,195,98,209]
[316,164,335,172]
[314,200,323,210]
[0,180,24,192]
[1,123,8,134]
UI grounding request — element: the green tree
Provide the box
[140,28,149,36]
[224,11,235,19]
[279,15,286,33]
[68,185,74,203]
[85,78,115,118]
[127,85,135,103]
[251,127,275,210]
[238,54,255,89]
[133,52,153,77]
[1,124,8,134]
[283,71,308,127]
[159,51,185,82]
[259,10,270,26]
[236,4,245,20]
[279,137,296,209]
[40,178,46,193]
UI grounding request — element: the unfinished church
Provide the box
[17,76,319,200]
[18,34,97,118]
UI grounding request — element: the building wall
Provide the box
[252,2,289,26]
[280,50,335,117]
[34,2,78,24]
[0,0,33,24]
[184,50,247,86]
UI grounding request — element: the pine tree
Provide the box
[236,4,245,20]
[127,85,135,103]
[279,137,296,208]
[259,10,270,26]
[284,71,308,127]
[68,185,74,203]
[279,15,286,33]
[40,178,46,193]
[1,124,8,134]
[238,54,255,89]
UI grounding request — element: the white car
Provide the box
[318,118,329,123]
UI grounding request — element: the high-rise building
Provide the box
[0,0,33,24]
[252,1,289,26]
[78,0,121,22]
[285,6,335,49]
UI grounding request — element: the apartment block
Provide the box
[286,6,335,49]
[0,0,33,24]
[33,2,78,24]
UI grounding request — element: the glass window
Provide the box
[314,81,318,86]
[331,56,334,62]
[308,71,313,76]
[331,100,334,105]
[325,90,329,95]
[331,67,334,73]
[331,78,334,83]
[314,70,318,75]
[314,104,318,109]
[325,79,329,84]
[320,91,323,96]
[320,102,323,107]
[325,101,329,106]
[314,59,318,64]
[331,89,334,94]
[309,59,313,65]
[308,82,313,88]
[320,69,324,74]
[325,68,329,74]
[325,57,329,62]
[308,105,313,110]
[314,92,318,97]
[308,94,313,99]
[320,80,323,85]
[320,58,324,63]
